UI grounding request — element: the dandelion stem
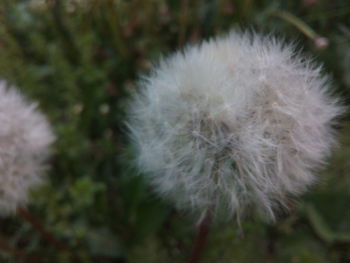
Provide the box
[0,235,22,257]
[16,207,67,251]
[188,213,212,263]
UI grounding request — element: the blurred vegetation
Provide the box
[0,0,349,262]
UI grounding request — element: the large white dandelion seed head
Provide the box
[127,31,343,222]
[0,81,55,215]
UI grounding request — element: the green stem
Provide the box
[271,10,328,49]
[272,10,317,39]
[178,0,189,47]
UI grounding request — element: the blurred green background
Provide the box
[0,0,349,262]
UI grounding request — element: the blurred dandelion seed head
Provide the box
[127,31,343,222]
[0,81,55,215]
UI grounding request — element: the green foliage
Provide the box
[0,0,349,262]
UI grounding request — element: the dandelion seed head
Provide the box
[0,81,55,215]
[127,31,343,221]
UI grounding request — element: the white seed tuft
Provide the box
[0,81,55,215]
[127,31,343,221]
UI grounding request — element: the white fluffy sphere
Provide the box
[0,81,55,215]
[127,31,343,221]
